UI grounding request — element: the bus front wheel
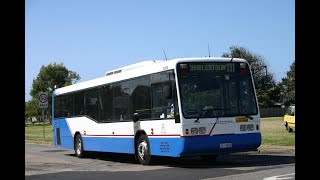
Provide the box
[75,134,86,158]
[136,135,151,165]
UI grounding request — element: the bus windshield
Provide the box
[177,62,258,118]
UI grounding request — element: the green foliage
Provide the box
[222,46,265,66]
[222,46,279,108]
[29,62,81,118]
[278,61,295,106]
[25,98,40,122]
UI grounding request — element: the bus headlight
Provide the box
[247,124,254,131]
[240,124,254,131]
[199,127,206,134]
[189,127,207,135]
[191,128,198,135]
[240,124,247,131]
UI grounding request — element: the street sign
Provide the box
[39,92,48,109]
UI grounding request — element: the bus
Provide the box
[52,57,261,165]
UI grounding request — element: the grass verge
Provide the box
[260,117,295,146]
[25,123,52,143]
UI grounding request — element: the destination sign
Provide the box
[186,63,241,74]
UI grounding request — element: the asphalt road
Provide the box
[25,143,295,180]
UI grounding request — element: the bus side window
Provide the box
[64,110,71,117]
[79,109,84,115]
[131,76,151,120]
[164,82,174,118]
[151,82,174,119]
[163,83,172,99]
[74,91,85,117]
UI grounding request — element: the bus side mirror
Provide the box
[133,113,140,122]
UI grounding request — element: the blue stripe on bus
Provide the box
[52,118,261,157]
[82,137,134,154]
[180,133,261,156]
[53,118,74,149]
[149,137,184,157]
[52,118,136,153]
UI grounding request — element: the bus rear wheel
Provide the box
[75,134,86,158]
[136,135,151,165]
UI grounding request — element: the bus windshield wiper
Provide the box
[194,108,210,123]
[194,106,230,123]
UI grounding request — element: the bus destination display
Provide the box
[188,63,239,73]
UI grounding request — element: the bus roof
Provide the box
[54,57,247,96]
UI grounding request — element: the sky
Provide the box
[25,0,295,102]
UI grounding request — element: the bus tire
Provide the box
[287,126,293,132]
[136,134,151,165]
[75,134,86,158]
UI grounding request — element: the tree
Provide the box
[30,63,81,119]
[222,46,280,108]
[25,99,39,124]
[278,61,295,106]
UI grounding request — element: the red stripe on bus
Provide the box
[148,134,181,136]
[84,134,181,137]
[82,124,216,138]
[180,134,208,138]
[83,134,217,138]
[83,134,134,137]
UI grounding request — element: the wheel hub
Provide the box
[77,139,82,155]
[138,141,148,160]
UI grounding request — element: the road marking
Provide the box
[263,173,295,180]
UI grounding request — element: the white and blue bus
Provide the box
[52,57,261,165]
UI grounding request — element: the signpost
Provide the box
[39,92,48,139]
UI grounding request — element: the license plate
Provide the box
[220,143,232,149]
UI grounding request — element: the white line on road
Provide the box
[263,173,295,180]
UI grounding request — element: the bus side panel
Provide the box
[53,118,74,149]
[52,119,58,146]
[181,133,261,155]
[149,137,183,157]
[82,137,134,154]
[53,117,135,153]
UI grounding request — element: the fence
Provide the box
[260,107,287,118]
